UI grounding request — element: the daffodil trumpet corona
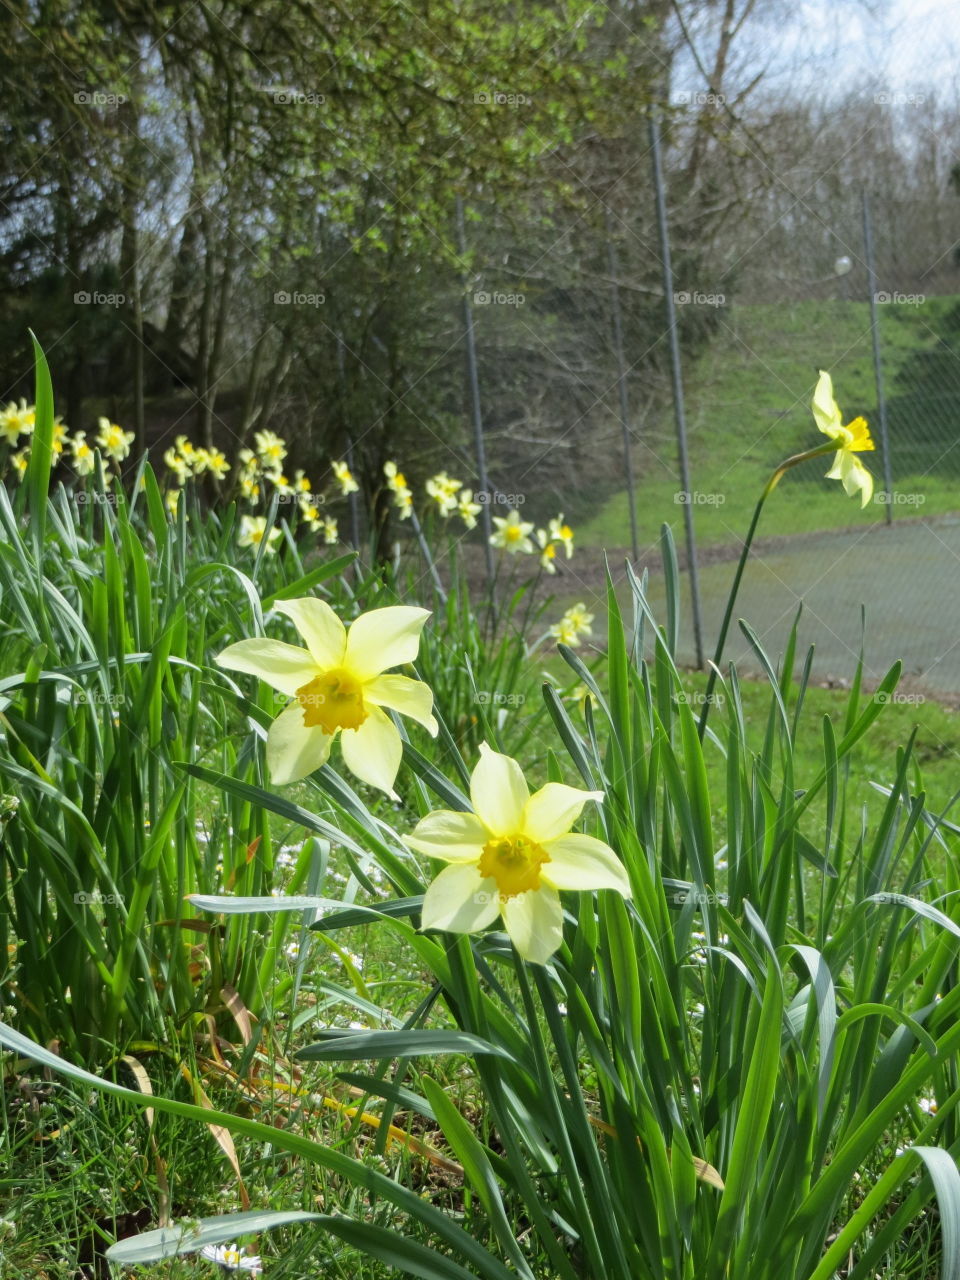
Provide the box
[698,370,876,742]
[216,597,438,794]
[406,743,631,964]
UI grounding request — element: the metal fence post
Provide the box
[862,190,894,524]
[649,108,705,667]
[455,196,496,594]
[605,208,641,563]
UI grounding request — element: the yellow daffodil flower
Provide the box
[294,469,312,493]
[298,495,322,530]
[163,447,190,484]
[383,460,405,489]
[321,516,338,544]
[490,508,535,554]
[52,416,68,456]
[96,417,135,462]
[210,449,230,479]
[267,468,294,497]
[550,618,579,645]
[425,472,461,516]
[548,514,575,558]
[175,434,197,463]
[332,459,359,496]
[216,597,437,792]
[406,743,630,964]
[238,514,282,554]
[70,432,96,476]
[0,399,35,445]
[549,603,594,647]
[812,370,875,508]
[383,462,414,517]
[538,536,558,574]
[254,430,287,466]
[239,474,261,501]
[165,489,181,516]
[457,489,482,530]
[9,449,29,481]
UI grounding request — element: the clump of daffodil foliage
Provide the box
[10,353,960,1280]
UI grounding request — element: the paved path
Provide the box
[638,516,960,695]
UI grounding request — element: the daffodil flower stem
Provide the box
[410,507,447,603]
[696,441,841,741]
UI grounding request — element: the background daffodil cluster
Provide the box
[0,403,133,481]
[162,430,346,549]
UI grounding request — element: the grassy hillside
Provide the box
[577,295,960,552]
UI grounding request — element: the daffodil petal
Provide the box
[364,673,438,736]
[339,703,402,795]
[501,887,563,964]
[470,743,529,836]
[216,638,317,696]
[812,370,843,438]
[826,451,873,507]
[266,703,333,783]
[344,606,431,679]
[421,863,500,933]
[846,454,873,506]
[404,810,489,861]
[540,834,631,894]
[275,597,346,667]
[522,783,604,844]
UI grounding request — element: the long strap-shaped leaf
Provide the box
[703,962,784,1279]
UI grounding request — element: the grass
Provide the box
[576,295,960,552]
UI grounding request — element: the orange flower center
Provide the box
[296,667,368,733]
[478,834,549,899]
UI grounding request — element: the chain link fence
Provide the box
[448,179,960,691]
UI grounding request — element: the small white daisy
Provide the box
[200,1241,263,1273]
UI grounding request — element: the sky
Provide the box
[752,0,959,101]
